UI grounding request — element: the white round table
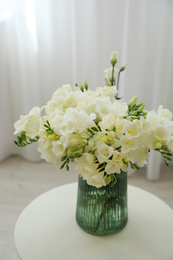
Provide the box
[14,183,173,260]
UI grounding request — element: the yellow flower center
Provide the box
[125,140,131,145]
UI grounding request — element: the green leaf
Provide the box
[60,161,66,169]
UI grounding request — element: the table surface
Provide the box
[14,183,173,260]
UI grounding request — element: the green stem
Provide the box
[117,70,121,94]
[111,65,115,86]
[94,197,114,233]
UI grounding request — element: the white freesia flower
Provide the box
[120,135,141,153]
[141,119,153,132]
[69,89,84,108]
[52,140,66,158]
[76,157,106,188]
[76,164,96,178]
[96,85,118,99]
[82,169,106,188]
[144,132,159,149]
[51,84,71,106]
[45,84,72,117]
[129,146,149,167]
[105,160,121,174]
[114,119,126,138]
[50,114,64,135]
[95,97,113,119]
[38,132,59,164]
[88,171,106,188]
[99,113,115,130]
[65,109,96,133]
[45,101,60,118]
[104,67,118,81]
[14,107,43,138]
[75,153,95,166]
[112,101,128,119]
[52,108,96,134]
[154,126,171,143]
[146,110,159,128]
[157,105,172,121]
[112,150,125,162]
[105,159,127,175]
[95,141,114,163]
[123,120,142,139]
[146,107,172,129]
[105,150,128,174]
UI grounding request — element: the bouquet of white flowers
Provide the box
[14,52,173,188]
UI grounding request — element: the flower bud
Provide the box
[70,145,82,152]
[128,96,138,110]
[154,141,162,149]
[100,136,109,143]
[109,140,114,146]
[136,103,145,112]
[104,77,112,86]
[142,110,148,115]
[124,157,130,163]
[80,83,84,92]
[120,64,127,72]
[84,79,88,90]
[48,133,58,140]
[110,51,117,66]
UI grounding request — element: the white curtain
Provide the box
[0,0,173,179]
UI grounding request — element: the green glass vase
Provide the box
[76,171,128,236]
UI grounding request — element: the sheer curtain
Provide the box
[0,0,173,179]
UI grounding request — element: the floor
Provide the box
[0,156,173,260]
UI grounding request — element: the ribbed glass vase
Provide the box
[76,171,128,236]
